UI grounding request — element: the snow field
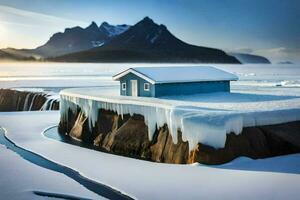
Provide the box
[1,112,300,200]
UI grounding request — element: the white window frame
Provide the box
[121,82,126,91]
[144,83,150,91]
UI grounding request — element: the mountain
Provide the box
[51,17,240,63]
[277,61,293,64]
[230,53,271,64]
[0,49,35,61]
[5,22,130,58]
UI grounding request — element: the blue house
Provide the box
[113,66,238,97]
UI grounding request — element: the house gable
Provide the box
[119,72,154,97]
[113,68,156,84]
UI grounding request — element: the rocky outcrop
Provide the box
[0,89,59,111]
[59,107,300,164]
[230,53,271,64]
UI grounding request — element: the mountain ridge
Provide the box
[3,21,131,58]
[2,16,240,63]
[50,17,240,63]
[230,53,271,64]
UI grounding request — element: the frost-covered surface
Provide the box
[1,112,300,200]
[0,62,120,88]
[2,63,300,149]
[60,85,300,149]
[113,66,238,83]
[1,63,299,89]
[0,137,100,199]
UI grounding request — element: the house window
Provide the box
[122,83,126,91]
[144,83,150,91]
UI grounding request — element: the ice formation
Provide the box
[40,98,59,111]
[60,89,300,150]
[60,92,248,150]
[23,93,31,111]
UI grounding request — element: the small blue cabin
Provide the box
[113,66,238,97]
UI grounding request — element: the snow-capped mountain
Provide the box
[100,22,130,37]
[8,21,131,58]
[39,21,131,57]
[52,17,239,63]
[2,16,239,63]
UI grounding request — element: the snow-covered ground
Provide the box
[1,62,300,89]
[1,111,300,200]
[0,136,100,199]
[1,63,300,199]
[3,63,294,149]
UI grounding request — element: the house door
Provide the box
[131,80,138,96]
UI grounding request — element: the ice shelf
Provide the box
[60,88,300,150]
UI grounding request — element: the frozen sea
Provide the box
[0,62,300,95]
[1,62,300,199]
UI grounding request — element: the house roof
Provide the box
[113,66,238,84]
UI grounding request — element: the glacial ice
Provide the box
[60,94,243,149]
[60,88,300,150]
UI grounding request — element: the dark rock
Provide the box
[0,89,59,111]
[51,17,239,63]
[230,53,271,64]
[278,61,293,64]
[59,107,300,164]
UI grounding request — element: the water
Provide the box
[0,127,133,200]
[44,125,104,151]
[44,126,149,161]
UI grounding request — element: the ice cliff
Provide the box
[60,89,300,150]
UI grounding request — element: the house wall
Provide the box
[154,81,230,97]
[119,73,154,97]
[119,73,230,97]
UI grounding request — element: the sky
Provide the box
[0,0,299,63]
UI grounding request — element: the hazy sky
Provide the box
[0,0,299,63]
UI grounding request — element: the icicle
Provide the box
[49,99,55,110]
[40,98,51,111]
[28,93,38,111]
[59,93,246,150]
[23,93,31,111]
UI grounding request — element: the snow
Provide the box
[150,30,162,44]
[1,63,299,89]
[0,62,120,88]
[2,63,300,149]
[91,40,105,47]
[277,80,300,87]
[102,23,130,37]
[0,134,100,199]
[1,111,300,200]
[113,66,239,84]
[150,34,159,43]
[60,86,300,149]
